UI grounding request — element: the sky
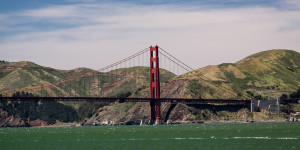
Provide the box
[1,0,300,70]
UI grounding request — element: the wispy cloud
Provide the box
[0,1,299,70]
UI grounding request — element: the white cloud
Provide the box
[0,1,300,71]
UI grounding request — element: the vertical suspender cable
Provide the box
[98,72,100,97]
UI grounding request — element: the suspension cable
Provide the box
[159,46,245,99]
[159,47,194,72]
[0,47,150,95]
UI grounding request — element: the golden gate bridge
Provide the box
[0,45,299,124]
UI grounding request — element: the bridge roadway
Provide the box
[0,97,299,104]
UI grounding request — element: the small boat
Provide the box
[93,121,99,126]
[102,120,109,125]
[140,119,143,125]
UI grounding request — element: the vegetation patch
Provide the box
[187,79,203,98]
[0,92,79,125]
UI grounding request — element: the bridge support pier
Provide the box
[149,45,161,125]
[155,100,161,124]
[150,100,156,124]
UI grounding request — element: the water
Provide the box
[0,122,299,150]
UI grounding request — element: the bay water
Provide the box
[0,122,299,150]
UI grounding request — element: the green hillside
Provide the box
[0,61,94,96]
[0,61,175,98]
[1,49,300,126]
[0,61,176,125]
[3,50,297,100]
[178,49,300,99]
[84,49,300,126]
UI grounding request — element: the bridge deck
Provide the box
[0,97,299,104]
[0,97,250,104]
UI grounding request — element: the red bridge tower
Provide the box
[149,45,161,124]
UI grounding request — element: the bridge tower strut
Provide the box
[149,45,161,125]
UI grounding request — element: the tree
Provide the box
[2,92,80,125]
[12,92,21,97]
[0,60,9,63]
[254,95,262,100]
[280,94,288,99]
[282,103,294,114]
[280,89,300,99]
[290,89,300,98]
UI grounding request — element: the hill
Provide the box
[0,61,175,126]
[84,49,300,125]
[0,61,175,98]
[179,49,300,99]
[1,49,300,126]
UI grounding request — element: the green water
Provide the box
[0,122,299,150]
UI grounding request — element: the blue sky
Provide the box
[1,0,300,70]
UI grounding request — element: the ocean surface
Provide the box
[0,122,299,150]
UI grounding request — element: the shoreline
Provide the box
[2,119,296,128]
